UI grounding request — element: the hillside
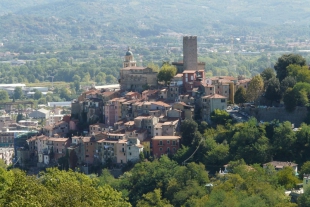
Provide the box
[1,0,310,43]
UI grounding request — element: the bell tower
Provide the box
[123,47,136,68]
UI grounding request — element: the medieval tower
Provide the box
[183,36,198,71]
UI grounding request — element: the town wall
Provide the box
[242,106,308,127]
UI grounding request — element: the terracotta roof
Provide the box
[153,101,171,107]
[183,70,195,73]
[202,94,227,99]
[263,161,298,167]
[152,136,181,140]
[121,66,147,70]
[47,138,69,142]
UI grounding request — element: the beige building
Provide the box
[201,94,228,122]
[119,48,158,92]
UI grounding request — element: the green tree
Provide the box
[299,161,310,179]
[147,62,160,72]
[59,87,71,100]
[261,67,276,84]
[274,54,306,82]
[137,189,173,207]
[280,76,296,95]
[265,77,281,105]
[277,167,299,189]
[298,187,310,207]
[211,109,231,126]
[283,88,297,112]
[246,75,264,103]
[180,119,198,146]
[234,87,246,104]
[34,90,42,100]
[13,87,23,100]
[72,74,81,82]
[287,64,310,83]
[157,63,177,85]
[0,90,9,102]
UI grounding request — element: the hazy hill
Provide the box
[1,0,310,45]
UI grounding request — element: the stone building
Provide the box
[119,49,158,92]
[172,36,206,73]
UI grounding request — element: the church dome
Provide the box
[126,47,133,56]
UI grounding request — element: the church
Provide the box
[119,48,158,92]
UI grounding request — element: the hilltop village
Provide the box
[0,36,251,172]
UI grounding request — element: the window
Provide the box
[167,148,170,153]
[160,147,162,151]
[221,99,225,103]
[129,147,131,150]
[172,141,176,145]
[167,140,170,144]
[156,133,158,136]
[173,148,176,151]
[159,140,163,145]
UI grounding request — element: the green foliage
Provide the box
[211,109,231,126]
[287,64,310,83]
[0,90,9,102]
[234,87,246,104]
[137,189,173,207]
[299,161,310,180]
[157,63,177,85]
[261,67,276,83]
[265,77,281,105]
[274,54,306,82]
[277,167,300,189]
[280,76,296,95]
[298,187,310,207]
[33,90,42,100]
[283,88,297,112]
[13,87,23,100]
[246,75,264,102]
[180,119,198,146]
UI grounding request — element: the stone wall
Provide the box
[241,106,308,127]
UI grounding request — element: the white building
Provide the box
[29,108,50,119]
[126,138,143,163]
[0,148,14,165]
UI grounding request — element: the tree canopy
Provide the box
[157,63,177,85]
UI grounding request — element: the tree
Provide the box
[274,54,306,82]
[72,75,81,82]
[265,77,281,105]
[211,109,231,126]
[277,167,300,189]
[280,76,296,95]
[59,87,71,100]
[14,87,23,100]
[287,64,310,83]
[283,88,297,112]
[246,75,264,103]
[157,63,177,85]
[137,189,173,207]
[147,62,160,72]
[180,119,198,146]
[106,75,117,84]
[261,67,276,84]
[299,161,310,180]
[0,90,9,102]
[34,90,42,100]
[198,121,208,134]
[298,187,310,207]
[234,87,246,104]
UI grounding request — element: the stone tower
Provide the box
[123,47,136,68]
[183,36,198,71]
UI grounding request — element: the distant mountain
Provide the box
[0,0,310,46]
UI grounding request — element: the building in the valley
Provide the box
[152,136,181,158]
[29,108,50,119]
